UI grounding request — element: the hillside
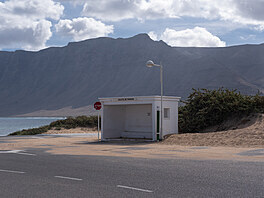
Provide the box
[0,34,263,116]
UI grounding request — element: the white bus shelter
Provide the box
[99,96,180,141]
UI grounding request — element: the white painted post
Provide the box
[160,63,163,140]
[98,111,100,141]
[146,60,164,141]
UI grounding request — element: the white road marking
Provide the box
[30,136,44,139]
[0,150,36,156]
[54,176,83,181]
[0,150,23,154]
[17,152,36,156]
[117,185,153,193]
[0,169,25,174]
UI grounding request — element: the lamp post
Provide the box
[146,60,163,141]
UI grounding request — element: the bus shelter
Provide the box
[99,96,180,141]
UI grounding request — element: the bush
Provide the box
[179,88,264,133]
[9,115,99,136]
[9,125,51,136]
[48,115,98,129]
[253,93,264,113]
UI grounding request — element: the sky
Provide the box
[1,0,264,51]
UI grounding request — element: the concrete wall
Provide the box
[103,105,125,139]
[102,104,153,139]
[152,100,179,138]
[162,101,178,137]
[122,104,152,139]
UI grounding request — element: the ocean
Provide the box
[0,117,66,136]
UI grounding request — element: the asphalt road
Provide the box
[0,148,263,198]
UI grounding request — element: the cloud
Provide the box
[0,0,64,50]
[0,20,52,50]
[148,31,158,41]
[82,0,137,22]
[55,17,114,41]
[240,34,256,41]
[149,27,226,47]
[81,0,177,22]
[234,0,264,21]
[79,0,264,30]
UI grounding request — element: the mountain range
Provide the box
[0,34,263,116]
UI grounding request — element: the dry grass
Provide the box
[43,127,98,134]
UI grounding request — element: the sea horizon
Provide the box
[0,117,66,136]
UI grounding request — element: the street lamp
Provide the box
[146,60,163,141]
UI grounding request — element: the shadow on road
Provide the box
[75,139,155,146]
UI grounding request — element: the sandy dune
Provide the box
[163,114,264,147]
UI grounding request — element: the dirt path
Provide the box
[0,135,263,162]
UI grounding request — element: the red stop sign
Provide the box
[94,102,102,110]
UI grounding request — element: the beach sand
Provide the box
[0,114,263,162]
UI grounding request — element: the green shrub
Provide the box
[179,88,264,133]
[9,125,51,136]
[9,115,99,136]
[253,93,264,112]
[49,115,98,129]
